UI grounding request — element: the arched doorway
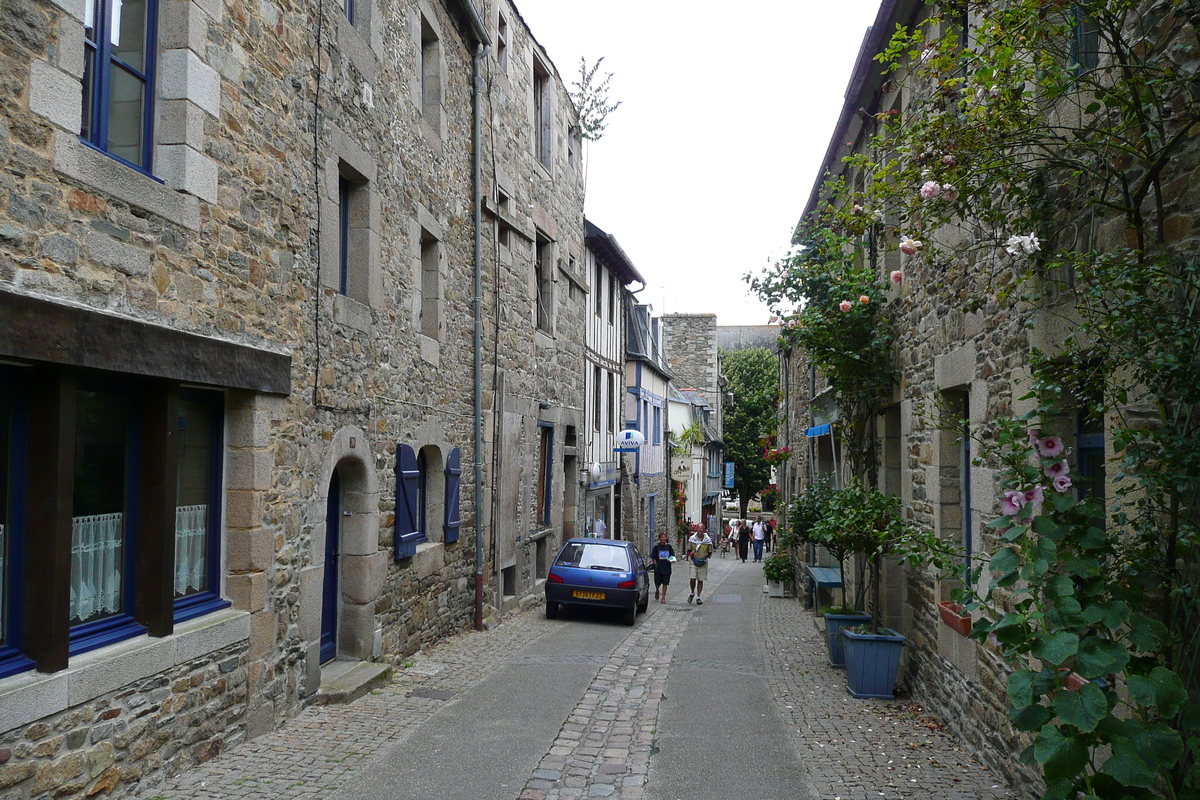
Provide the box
[320,468,341,664]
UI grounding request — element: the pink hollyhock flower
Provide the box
[1045,459,1070,478]
[1037,435,1064,458]
[890,270,903,284]
[941,183,959,202]
[1000,489,1025,516]
[942,154,957,166]
[1053,475,1073,493]
[859,295,870,305]
[1025,485,1046,512]
[1027,429,1041,449]
[839,300,853,313]
[920,180,942,200]
[899,236,922,255]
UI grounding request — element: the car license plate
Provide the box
[573,590,605,600]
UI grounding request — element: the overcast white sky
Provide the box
[511,0,881,326]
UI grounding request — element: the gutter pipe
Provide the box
[447,0,490,630]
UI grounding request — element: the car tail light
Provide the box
[547,572,563,583]
[617,579,636,590]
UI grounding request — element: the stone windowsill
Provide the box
[0,608,250,735]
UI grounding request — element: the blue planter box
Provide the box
[823,612,871,668]
[843,628,905,699]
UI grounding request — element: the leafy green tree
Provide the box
[721,347,779,518]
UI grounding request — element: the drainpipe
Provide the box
[447,0,490,631]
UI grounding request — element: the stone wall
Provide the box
[716,325,782,354]
[662,314,719,397]
[0,0,586,796]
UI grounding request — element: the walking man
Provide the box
[686,527,714,605]
[752,516,766,562]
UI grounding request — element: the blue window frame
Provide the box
[173,391,229,623]
[443,448,461,545]
[0,369,34,678]
[653,406,662,446]
[82,0,158,173]
[338,176,351,295]
[344,0,354,24]
[395,444,421,559]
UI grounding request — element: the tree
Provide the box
[720,348,779,518]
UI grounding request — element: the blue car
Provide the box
[545,538,650,625]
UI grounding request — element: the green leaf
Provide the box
[1127,667,1188,717]
[1045,575,1074,600]
[1052,681,1106,732]
[1074,636,1129,678]
[1010,702,1054,732]
[1126,614,1169,652]
[991,547,1021,574]
[1077,526,1107,550]
[1081,599,1130,631]
[1100,736,1158,788]
[1032,515,1065,540]
[1033,725,1090,782]
[1032,632,1079,665]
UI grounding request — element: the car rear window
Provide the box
[555,543,631,571]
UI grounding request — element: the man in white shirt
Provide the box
[686,528,714,604]
[752,516,765,562]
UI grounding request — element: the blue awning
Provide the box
[805,423,832,438]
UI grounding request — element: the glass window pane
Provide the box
[175,399,215,598]
[107,64,146,167]
[85,0,97,38]
[71,391,128,625]
[110,0,147,71]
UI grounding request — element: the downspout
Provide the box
[447,0,490,631]
[472,42,487,631]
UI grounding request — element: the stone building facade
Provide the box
[621,302,670,552]
[781,0,1200,793]
[661,314,726,530]
[0,0,586,796]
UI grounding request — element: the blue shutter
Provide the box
[444,447,462,544]
[395,444,421,559]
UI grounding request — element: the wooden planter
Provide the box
[843,628,906,700]
[824,611,872,667]
[937,601,972,637]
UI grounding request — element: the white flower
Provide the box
[899,236,922,255]
[1004,233,1041,256]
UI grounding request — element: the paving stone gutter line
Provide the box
[137,558,1021,800]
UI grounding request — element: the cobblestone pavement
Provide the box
[756,579,1015,800]
[137,557,1017,800]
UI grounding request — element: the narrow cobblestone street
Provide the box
[135,558,1016,800]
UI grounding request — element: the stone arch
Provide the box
[302,427,385,688]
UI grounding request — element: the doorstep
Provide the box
[316,660,393,705]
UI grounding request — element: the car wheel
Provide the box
[624,605,637,626]
[546,599,559,619]
[637,591,648,613]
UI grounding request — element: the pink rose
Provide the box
[899,236,922,255]
[1000,489,1025,516]
[890,270,903,284]
[942,154,957,166]
[1052,475,1073,493]
[1045,459,1070,478]
[859,295,870,305]
[1037,436,1064,458]
[839,300,853,313]
[920,180,941,200]
[941,184,959,202]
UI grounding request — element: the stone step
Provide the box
[316,660,393,705]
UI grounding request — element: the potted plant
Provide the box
[937,600,972,637]
[762,553,795,597]
[834,480,956,698]
[809,481,877,667]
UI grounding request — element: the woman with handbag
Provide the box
[686,528,714,604]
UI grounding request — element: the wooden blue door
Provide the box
[320,470,340,664]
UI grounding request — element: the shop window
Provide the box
[0,371,33,678]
